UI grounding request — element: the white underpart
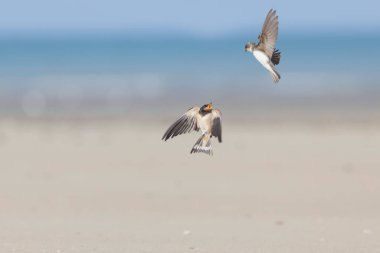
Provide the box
[197,113,212,134]
[253,50,272,72]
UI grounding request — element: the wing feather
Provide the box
[258,9,279,58]
[162,107,200,141]
[211,109,222,143]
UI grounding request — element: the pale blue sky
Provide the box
[0,0,379,36]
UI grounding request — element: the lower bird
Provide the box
[162,102,222,155]
[245,9,281,83]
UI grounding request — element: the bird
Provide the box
[245,9,281,83]
[162,102,222,155]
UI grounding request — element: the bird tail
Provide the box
[190,134,213,155]
[269,64,281,83]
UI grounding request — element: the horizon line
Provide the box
[0,26,379,40]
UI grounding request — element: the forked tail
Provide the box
[190,134,213,155]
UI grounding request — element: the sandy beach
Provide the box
[0,119,379,252]
[1,1,380,251]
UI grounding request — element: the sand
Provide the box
[0,120,379,252]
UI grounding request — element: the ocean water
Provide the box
[0,33,379,118]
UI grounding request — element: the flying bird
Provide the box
[162,103,222,155]
[245,9,281,83]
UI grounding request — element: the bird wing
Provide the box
[211,109,222,143]
[162,107,200,141]
[257,9,279,58]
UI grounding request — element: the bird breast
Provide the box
[253,50,270,66]
[197,113,213,134]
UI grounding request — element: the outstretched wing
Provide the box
[162,107,200,141]
[211,109,222,143]
[257,9,279,58]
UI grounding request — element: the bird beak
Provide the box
[206,102,213,111]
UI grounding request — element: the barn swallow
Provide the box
[245,9,281,83]
[162,102,222,155]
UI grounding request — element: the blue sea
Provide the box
[0,33,379,118]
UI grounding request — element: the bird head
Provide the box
[200,102,213,113]
[245,42,255,52]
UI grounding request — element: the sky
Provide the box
[0,0,379,36]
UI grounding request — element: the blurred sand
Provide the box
[0,120,380,252]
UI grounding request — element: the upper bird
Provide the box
[245,9,281,83]
[162,102,222,155]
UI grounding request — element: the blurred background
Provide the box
[0,0,379,121]
[1,0,380,252]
